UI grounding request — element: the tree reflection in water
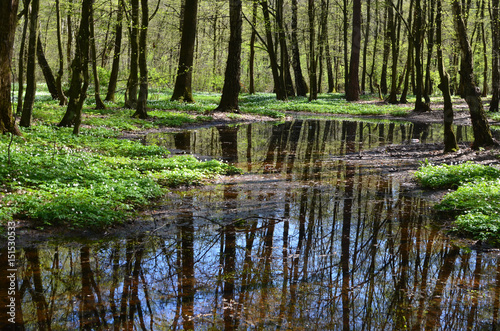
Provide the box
[3,119,500,330]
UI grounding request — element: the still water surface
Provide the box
[1,118,500,330]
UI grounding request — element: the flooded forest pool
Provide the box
[2,118,500,330]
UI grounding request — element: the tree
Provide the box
[170,0,199,102]
[89,3,105,110]
[0,0,22,136]
[214,0,242,112]
[452,0,497,149]
[58,0,92,134]
[55,0,68,105]
[436,0,458,153]
[105,0,124,102]
[133,0,149,118]
[413,0,431,112]
[20,0,39,127]
[490,0,499,112]
[291,0,308,96]
[125,0,139,108]
[308,0,318,101]
[248,0,257,94]
[345,0,361,101]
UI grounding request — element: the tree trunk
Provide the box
[89,3,105,110]
[346,0,361,101]
[436,0,458,153]
[133,0,149,119]
[66,0,73,81]
[424,0,436,104]
[452,0,497,149]
[248,0,257,94]
[291,0,308,96]
[105,0,123,102]
[0,0,22,136]
[125,0,139,107]
[214,0,242,112]
[386,0,399,104]
[400,0,414,104]
[413,0,431,112]
[55,0,68,105]
[170,0,198,102]
[17,0,29,115]
[58,0,92,135]
[480,0,488,97]
[261,0,287,100]
[490,0,500,112]
[277,0,295,97]
[343,0,349,93]
[380,6,390,95]
[361,0,371,94]
[20,0,39,128]
[308,0,318,100]
[36,35,59,100]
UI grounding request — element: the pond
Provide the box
[1,118,500,330]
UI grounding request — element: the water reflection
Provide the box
[2,118,500,330]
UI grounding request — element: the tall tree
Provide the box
[170,0,199,102]
[346,0,361,101]
[452,0,497,148]
[436,0,458,153]
[248,0,257,94]
[105,0,124,102]
[214,0,242,112]
[55,0,68,105]
[16,0,30,115]
[36,34,59,100]
[125,0,139,108]
[133,0,149,118]
[413,0,431,112]
[491,0,500,112]
[291,0,308,96]
[361,0,371,94]
[0,0,22,136]
[89,3,105,110]
[58,0,92,134]
[308,0,318,100]
[20,0,39,127]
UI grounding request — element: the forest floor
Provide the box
[13,99,500,246]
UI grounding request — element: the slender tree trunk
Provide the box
[36,35,59,99]
[490,0,500,112]
[125,0,139,107]
[17,0,29,115]
[343,0,349,93]
[361,0,371,94]
[369,0,380,94]
[171,0,198,102]
[249,0,257,94]
[436,0,458,153]
[308,0,318,100]
[480,0,488,97]
[400,0,414,103]
[105,0,123,102]
[380,6,390,95]
[452,0,497,149]
[20,0,39,128]
[55,0,67,105]
[277,0,295,97]
[214,0,242,112]
[0,0,22,136]
[261,0,287,100]
[58,0,92,135]
[414,0,431,111]
[386,0,399,103]
[291,0,308,96]
[423,0,436,104]
[133,0,149,118]
[346,0,361,101]
[89,3,105,110]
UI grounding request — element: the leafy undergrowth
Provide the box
[0,125,241,229]
[415,162,500,245]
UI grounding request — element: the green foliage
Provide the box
[416,163,500,243]
[414,161,500,189]
[0,123,242,229]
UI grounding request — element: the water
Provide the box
[1,118,500,330]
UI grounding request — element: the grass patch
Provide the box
[415,162,500,244]
[0,123,241,229]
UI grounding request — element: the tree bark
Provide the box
[36,35,59,100]
[346,0,361,101]
[413,0,431,112]
[105,0,123,102]
[16,0,29,115]
[380,5,390,95]
[424,0,436,104]
[490,0,500,112]
[58,0,92,135]
[214,0,242,112]
[308,0,318,100]
[291,0,308,96]
[89,3,105,110]
[0,0,22,136]
[55,0,68,105]
[133,0,149,118]
[452,0,497,149]
[20,0,39,127]
[125,0,139,108]
[249,0,257,94]
[361,0,371,94]
[170,0,198,102]
[436,0,458,153]
[400,0,414,103]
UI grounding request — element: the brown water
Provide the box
[1,118,500,330]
